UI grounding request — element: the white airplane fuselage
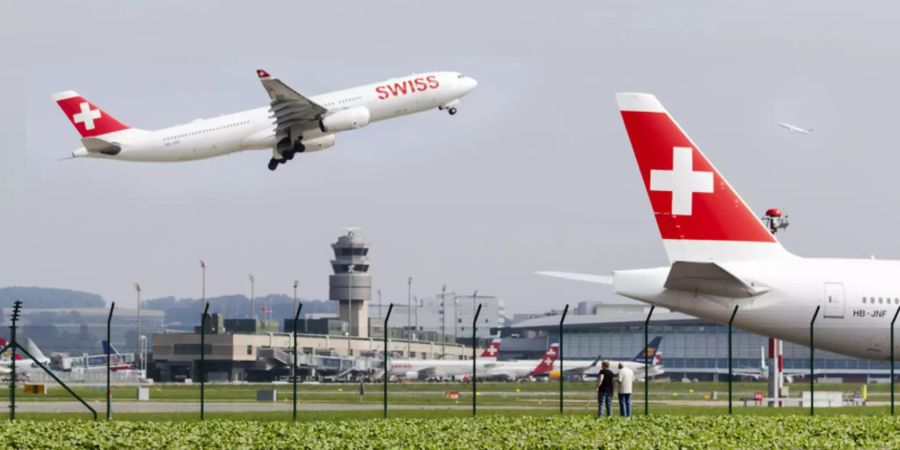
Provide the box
[616,257,900,361]
[70,71,477,162]
[388,358,495,380]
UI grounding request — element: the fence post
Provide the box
[728,305,738,415]
[200,302,209,421]
[383,303,393,419]
[293,302,303,422]
[809,305,820,416]
[891,305,899,416]
[644,305,655,416]
[9,300,21,421]
[559,304,569,415]
[107,302,115,420]
[472,303,482,417]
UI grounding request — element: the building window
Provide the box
[247,345,253,355]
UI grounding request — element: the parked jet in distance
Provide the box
[54,69,477,171]
[0,338,51,375]
[573,336,665,380]
[388,340,559,380]
[777,122,813,134]
[387,338,501,381]
[482,343,560,381]
[539,92,900,362]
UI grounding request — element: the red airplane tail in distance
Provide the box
[53,91,130,138]
[480,338,501,358]
[529,343,560,376]
[616,93,792,263]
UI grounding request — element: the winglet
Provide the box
[256,69,271,79]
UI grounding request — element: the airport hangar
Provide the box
[502,299,894,382]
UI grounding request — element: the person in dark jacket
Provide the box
[594,360,615,417]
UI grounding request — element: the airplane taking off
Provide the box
[777,122,813,134]
[54,69,477,171]
[539,93,900,362]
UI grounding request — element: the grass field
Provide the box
[0,415,897,449]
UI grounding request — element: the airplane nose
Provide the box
[462,77,478,92]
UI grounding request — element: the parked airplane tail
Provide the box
[529,343,560,376]
[616,93,792,263]
[102,340,121,356]
[23,338,47,362]
[53,91,130,138]
[630,336,664,364]
[480,338,501,358]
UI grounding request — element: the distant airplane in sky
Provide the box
[54,69,477,171]
[777,122,813,134]
[539,92,900,362]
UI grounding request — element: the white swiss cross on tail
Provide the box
[650,146,713,216]
[73,102,102,130]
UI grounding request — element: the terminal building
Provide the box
[505,299,895,382]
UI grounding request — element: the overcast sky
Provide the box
[3,1,900,313]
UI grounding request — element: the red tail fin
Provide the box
[616,93,790,262]
[480,339,501,358]
[529,343,559,376]
[53,91,130,137]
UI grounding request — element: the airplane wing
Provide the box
[535,271,613,285]
[256,69,328,135]
[665,262,769,298]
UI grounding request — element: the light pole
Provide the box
[440,284,447,358]
[293,280,299,319]
[134,282,142,381]
[453,297,459,340]
[248,273,255,320]
[414,296,419,342]
[200,260,206,303]
[471,290,478,343]
[407,277,412,356]
[378,289,383,320]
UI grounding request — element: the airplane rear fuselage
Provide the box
[615,257,900,361]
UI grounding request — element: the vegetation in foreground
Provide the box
[0,415,898,449]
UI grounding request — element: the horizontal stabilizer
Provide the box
[664,262,768,298]
[534,271,613,285]
[81,137,121,155]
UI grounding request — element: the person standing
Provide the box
[617,362,634,417]
[593,360,614,417]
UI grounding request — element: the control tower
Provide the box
[328,229,372,337]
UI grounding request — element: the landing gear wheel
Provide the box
[448,107,458,116]
[283,150,295,161]
[267,159,279,171]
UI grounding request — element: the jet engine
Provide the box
[319,107,371,133]
[404,371,419,381]
[297,134,335,153]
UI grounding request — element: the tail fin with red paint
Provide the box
[616,93,792,263]
[53,91,130,138]
[529,343,559,376]
[480,338,501,359]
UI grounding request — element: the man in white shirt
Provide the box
[617,363,634,417]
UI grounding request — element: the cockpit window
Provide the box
[457,74,465,79]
